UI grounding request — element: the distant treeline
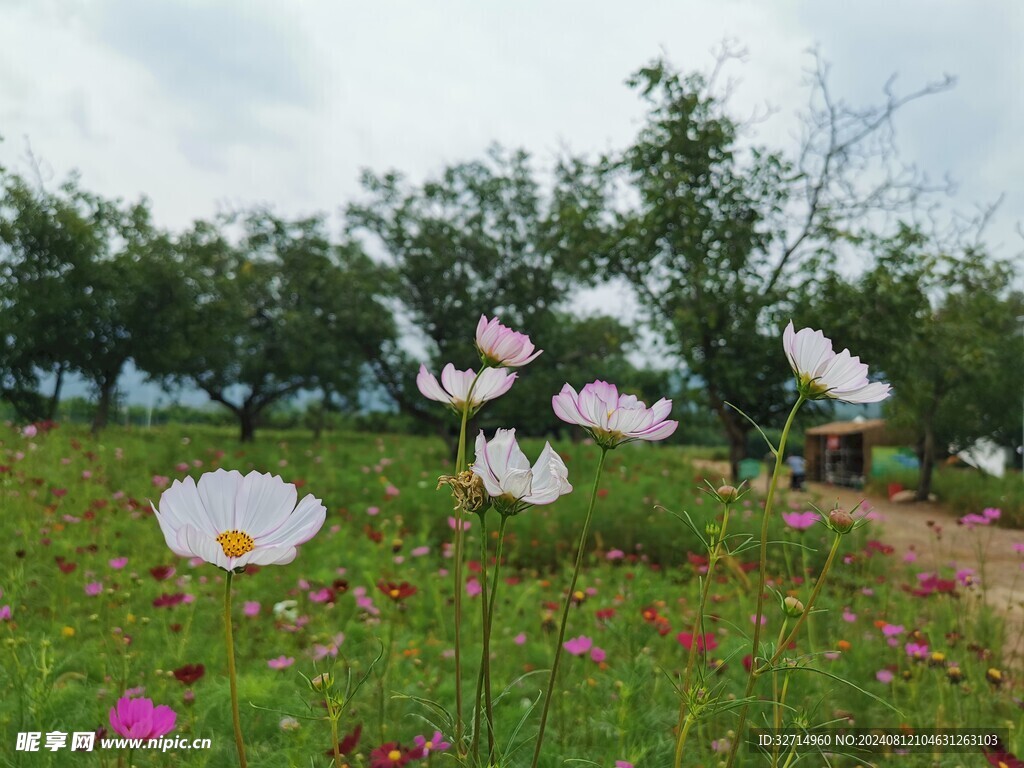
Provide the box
[2,54,1021,492]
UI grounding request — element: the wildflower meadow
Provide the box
[1,319,1021,767]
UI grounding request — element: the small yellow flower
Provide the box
[61,626,76,638]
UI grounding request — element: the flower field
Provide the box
[1,422,1020,766]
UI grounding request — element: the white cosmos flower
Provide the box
[551,380,678,449]
[783,321,891,403]
[152,469,326,571]
[472,429,572,512]
[417,363,516,412]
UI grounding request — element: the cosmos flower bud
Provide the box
[828,508,854,533]
[782,596,804,617]
[309,672,332,692]
[716,485,740,503]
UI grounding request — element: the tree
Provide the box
[555,51,952,479]
[149,211,395,442]
[811,226,1024,499]
[0,170,118,423]
[346,145,623,438]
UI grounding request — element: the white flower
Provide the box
[416,363,516,411]
[152,469,326,571]
[472,429,572,512]
[552,380,677,448]
[783,321,891,403]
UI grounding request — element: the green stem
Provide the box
[470,513,491,765]
[726,395,804,768]
[531,448,608,768]
[672,504,731,768]
[484,514,510,765]
[452,369,484,755]
[760,534,843,673]
[326,693,343,768]
[224,572,248,768]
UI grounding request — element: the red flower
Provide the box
[324,723,362,757]
[370,742,423,767]
[153,593,187,608]
[677,632,718,652]
[173,664,205,685]
[377,581,417,602]
[981,738,1024,767]
[150,565,176,581]
[55,557,77,574]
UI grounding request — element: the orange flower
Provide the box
[837,640,851,652]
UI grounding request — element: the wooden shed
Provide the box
[804,418,893,488]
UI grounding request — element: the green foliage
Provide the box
[810,225,1024,498]
[147,211,397,441]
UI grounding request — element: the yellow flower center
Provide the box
[389,588,400,599]
[424,740,433,749]
[216,529,255,558]
[388,750,402,760]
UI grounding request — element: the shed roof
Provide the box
[805,418,887,436]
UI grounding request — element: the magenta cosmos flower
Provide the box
[109,695,177,740]
[417,363,515,413]
[783,321,891,403]
[475,314,542,367]
[152,469,326,571]
[552,380,677,449]
[472,429,572,513]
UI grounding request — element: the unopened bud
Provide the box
[783,596,804,617]
[716,485,739,503]
[829,509,854,533]
[309,672,332,692]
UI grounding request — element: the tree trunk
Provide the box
[92,379,115,435]
[313,391,330,441]
[46,363,65,421]
[712,402,750,482]
[915,420,936,501]
[239,409,258,443]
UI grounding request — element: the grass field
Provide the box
[0,424,1019,766]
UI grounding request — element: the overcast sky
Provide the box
[1,0,1022,404]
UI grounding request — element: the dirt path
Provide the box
[694,460,1024,663]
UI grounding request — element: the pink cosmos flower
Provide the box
[514,632,527,645]
[552,380,677,448]
[905,642,928,659]
[413,730,451,755]
[109,696,176,740]
[152,469,326,571]
[782,511,818,530]
[152,475,170,489]
[590,647,607,663]
[472,429,572,511]
[109,557,129,569]
[267,656,295,670]
[881,623,904,637]
[677,632,718,652]
[243,601,260,617]
[84,582,103,596]
[466,578,482,597]
[842,609,857,622]
[876,669,894,684]
[447,516,471,531]
[475,314,542,367]
[563,636,593,656]
[416,364,516,413]
[782,321,891,403]
[22,424,38,438]
[0,605,11,621]
[606,549,625,561]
